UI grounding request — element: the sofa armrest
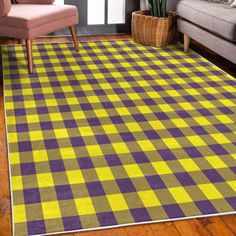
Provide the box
[0,0,11,17]
[16,0,55,4]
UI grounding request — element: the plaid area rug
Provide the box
[2,40,236,236]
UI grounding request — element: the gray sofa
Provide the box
[176,0,236,64]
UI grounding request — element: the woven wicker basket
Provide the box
[132,10,177,47]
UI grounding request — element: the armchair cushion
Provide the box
[16,0,55,4]
[0,0,11,17]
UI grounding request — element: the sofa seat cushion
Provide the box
[0,4,77,29]
[177,0,236,42]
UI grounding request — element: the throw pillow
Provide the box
[229,0,236,7]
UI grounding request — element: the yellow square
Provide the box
[187,136,206,146]
[199,184,223,200]
[127,93,140,100]
[163,138,181,149]
[147,91,161,99]
[42,87,53,94]
[94,109,108,117]
[50,113,63,121]
[149,120,165,130]
[81,84,93,91]
[96,167,114,181]
[137,106,152,114]
[79,127,94,136]
[67,170,84,184]
[29,131,44,141]
[60,147,76,159]
[156,79,168,86]
[179,102,195,110]
[54,129,69,139]
[126,122,142,132]
[219,99,235,107]
[67,97,79,105]
[169,187,192,203]
[10,153,20,164]
[75,197,96,215]
[37,173,54,187]
[137,81,150,87]
[159,104,173,112]
[200,101,215,109]
[107,94,121,102]
[211,134,230,144]
[129,71,140,77]
[107,194,128,211]
[14,205,26,223]
[204,87,219,94]
[87,145,103,157]
[27,114,40,123]
[152,161,172,175]
[227,180,236,192]
[119,82,131,88]
[215,115,233,124]
[45,99,58,107]
[9,133,18,143]
[185,88,200,95]
[12,176,23,190]
[167,90,181,97]
[205,156,227,169]
[100,83,112,90]
[124,164,143,178]
[33,150,48,162]
[7,116,16,125]
[138,140,156,151]
[116,107,130,116]
[173,78,187,84]
[103,124,118,134]
[171,118,189,128]
[24,100,36,108]
[179,159,200,172]
[138,190,161,207]
[113,142,130,154]
[194,117,211,126]
[42,201,61,219]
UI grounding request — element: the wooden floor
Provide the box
[0,35,235,236]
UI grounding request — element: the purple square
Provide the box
[143,98,156,106]
[21,162,36,175]
[102,102,114,109]
[226,197,236,210]
[117,178,136,193]
[195,200,217,214]
[40,121,53,130]
[198,109,213,117]
[50,81,60,87]
[12,84,21,90]
[96,134,110,144]
[59,105,71,113]
[87,118,101,126]
[159,74,171,79]
[55,185,73,200]
[168,128,184,137]
[132,152,149,164]
[164,97,176,104]
[223,92,235,99]
[184,147,202,158]
[123,100,135,107]
[146,175,166,189]
[114,88,125,94]
[94,89,105,96]
[81,103,93,111]
[34,94,45,100]
[97,212,117,227]
[13,95,24,102]
[176,110,191,118]
[132,114,147,122]
[183,95,197,102]
[37,106,49,114]
[70,137,85,147]
[18,141,32,152]
[88,79,99,84]
[105,154,122,166]
[86,181,105,196]
[77,157,94,169]
[191,126,208,135]
[75,91,86,97]
[155,112,169,120]
[120,132,136,142]
[230,166,236,174]
[69,80,80,86]
[152,85,164,91]
[159,149,176,160]
[145,130,160,140]
[203,169,225,183]
[16,123,29,132]
[219,107,234,115]
[14,108,26,116]
[171,84,183,90]
[110,116,124,124]
[24,188,41,204]
[133,87,145,93]
[131,208,151,222]
[54,92,65,99]
[214,124,231,133]
[175,172,196,186]
[210,144,228,155]
[163,204,185,218]
[203,94,216,101]
[64,120,77,128]
[44,139,59,149]
[49,159,65,172]
[27,220,46,235]
[62,216,82,231]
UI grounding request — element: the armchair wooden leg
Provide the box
[26,39,33,73]
[184,34,190,53]
[69,25,79,51]
[18,39,24,44]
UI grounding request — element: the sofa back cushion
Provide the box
[16,0,55,4]
[0,0,11,17]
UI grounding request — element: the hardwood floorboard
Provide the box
[0,34,235,236]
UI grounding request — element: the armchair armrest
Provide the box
[16,0,55,4]
[0,0,11,17]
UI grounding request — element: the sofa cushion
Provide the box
[177,0,236,42]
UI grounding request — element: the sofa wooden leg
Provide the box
[18,39,24,44]
[69,25,79,51]
[184,34,190,52]
[26,39,33,73]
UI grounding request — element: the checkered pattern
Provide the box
[2,40,236,236]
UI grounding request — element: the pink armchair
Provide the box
[0,0,79,73]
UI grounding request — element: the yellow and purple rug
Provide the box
[2,40,236,236]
